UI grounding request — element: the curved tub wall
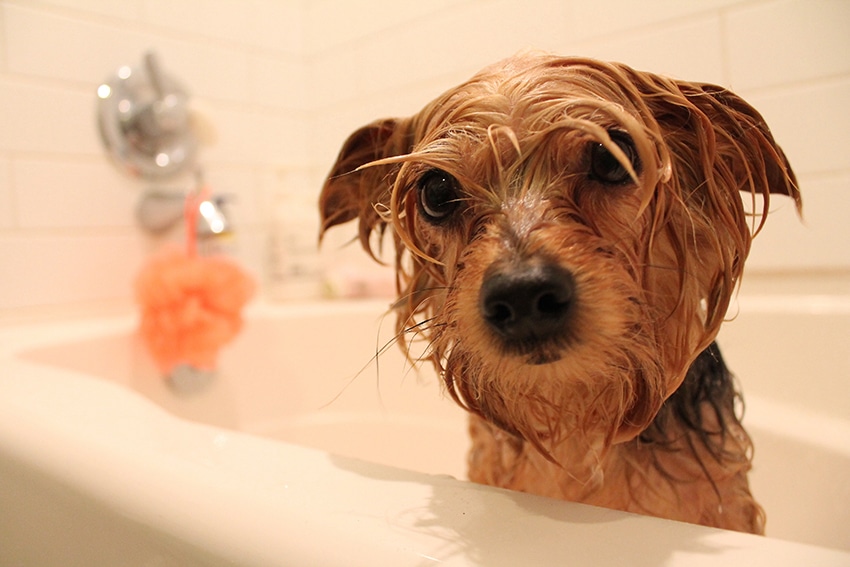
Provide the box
[2,298,849,565]
[717,294,850,551]
[14,302,469,477]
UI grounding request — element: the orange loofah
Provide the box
[135,187,255,375]
[136,249,255,373]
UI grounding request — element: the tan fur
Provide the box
[319,54,800,534]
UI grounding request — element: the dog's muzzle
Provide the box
[478,259,574,358]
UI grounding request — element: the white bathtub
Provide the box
[1,297,848,566]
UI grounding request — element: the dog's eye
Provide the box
[589,132,641,185]
[417,169,461,223]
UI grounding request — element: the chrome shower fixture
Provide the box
[97,51,197,179]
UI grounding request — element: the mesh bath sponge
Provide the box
[135,187,255,375]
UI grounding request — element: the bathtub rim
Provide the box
[1,298,850,565]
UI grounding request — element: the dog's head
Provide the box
[320,55,799,458]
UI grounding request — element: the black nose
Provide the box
[479,260,574,346]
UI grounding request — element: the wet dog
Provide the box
[319,54,800,533]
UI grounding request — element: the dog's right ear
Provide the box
[319,118,413,258]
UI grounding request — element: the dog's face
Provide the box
[320,55,799,459]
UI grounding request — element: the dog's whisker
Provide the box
[318,308,413,410]
[389,285,450,312]
[320,313,446,412]
[397,332,446,387]
[394,318,442,377]
[317,351,384,410]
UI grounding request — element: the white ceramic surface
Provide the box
[1,298,848,566]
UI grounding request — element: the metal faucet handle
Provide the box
[136,188,231,237]
[98,51,197,179]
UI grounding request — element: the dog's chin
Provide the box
[501,339,565,365]
[526,350,562,365]
[444,328,666,450]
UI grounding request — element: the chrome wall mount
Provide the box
[136,188,231,236]
[97,52,197,179]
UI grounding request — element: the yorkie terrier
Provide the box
[319,54,800,534]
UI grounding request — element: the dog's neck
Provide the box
[467,397,760,531]
[468,412,613,502]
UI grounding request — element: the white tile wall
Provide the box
[13,158,138,229]
[0,231,149,310]
[1,0,848,315]
[564,0,742,43]
[0,0,308,314]
[0,156,14,229]
[5,4,134,86]
[569,15,728,85]
[745,78,850,176]
[726,0,850,92]
[0,77,100,154]
[37,0,140,20]
[748,172,850,271]
[304,0,466,54]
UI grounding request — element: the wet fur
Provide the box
[319,55,800,533]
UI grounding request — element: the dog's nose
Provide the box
[479,261,574,345]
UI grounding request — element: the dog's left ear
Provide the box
[319,118,413,258]
[677,83,801,213]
